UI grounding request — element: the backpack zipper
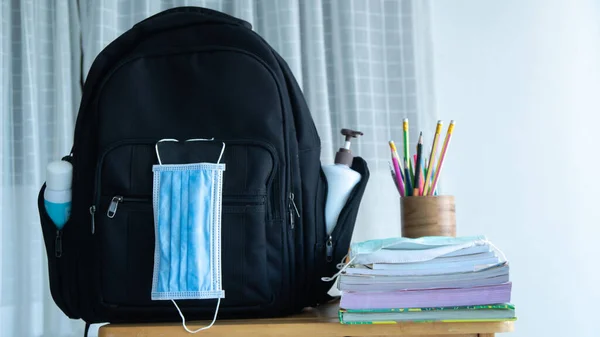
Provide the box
[325,235,333,262]
[106,196,123,218]
[104,194,267,219]
[55,230,63,258]
[106,195,151,218]
[288,192,300,229]
[89,205,96,234]
[223,195,266,205]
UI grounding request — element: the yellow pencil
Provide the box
[430,120,455,195]
[389,140,402,165]
[423,120,443,195]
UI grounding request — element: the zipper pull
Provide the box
[289,193,300,229]
[326,235,333,262]
[106,195,123,218]
[55,230,63,258]
[89,205,96,234]
[290,193,300,217]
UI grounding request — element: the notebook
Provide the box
[339,283,512,309]
[371,251,500,270]
[344,261,505,276]
[339,262,509,291]
[352,240,492,265]
[340,273,508,292]
[339,303,516,324]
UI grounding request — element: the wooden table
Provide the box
[98,302,514,337]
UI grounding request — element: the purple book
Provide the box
[340,283,512,310]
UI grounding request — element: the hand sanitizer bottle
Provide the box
[322,129,363,235]
[44,160,73,230]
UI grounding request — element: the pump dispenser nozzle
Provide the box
[324,128,363,235]
[335,129,363,166]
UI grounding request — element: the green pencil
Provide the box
[402,118,413,182]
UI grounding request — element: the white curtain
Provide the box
[1,0,81,336]
[1,1,435,336]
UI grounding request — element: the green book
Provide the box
[339,304,516,325]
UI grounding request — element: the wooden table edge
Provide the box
[99,320,515,337]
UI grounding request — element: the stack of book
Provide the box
[337,237,515,324]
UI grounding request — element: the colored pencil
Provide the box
[404,157,413,196]
[427,159,438,195]
[420,156,426,196]
[413,154,425,196]
[388,162,401,194]
[403,118,414,183]
[424,120,443,195]
[414,132,423,196]
[389,141,405,196]
[430,120,455,195]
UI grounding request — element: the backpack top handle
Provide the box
[134,6,252,32]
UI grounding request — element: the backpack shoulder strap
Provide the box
[273,52,320,151]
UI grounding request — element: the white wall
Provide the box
[430,0,600,336]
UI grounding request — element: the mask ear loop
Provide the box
[321,255,357,282]
[155,138,226,165]
[155,139,179,165]
[171,298,221,333]
[185,138,226,164]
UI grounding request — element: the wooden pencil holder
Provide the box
[401,195,456,238]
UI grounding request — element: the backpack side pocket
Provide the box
[38,183,79,318]
[311,157,370,305]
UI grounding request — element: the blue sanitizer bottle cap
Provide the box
[334,129,363,166]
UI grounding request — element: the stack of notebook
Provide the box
[337,236,516,324]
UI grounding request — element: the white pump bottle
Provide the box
[322,129,363,235]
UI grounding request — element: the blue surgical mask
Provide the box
[151,139,225,333]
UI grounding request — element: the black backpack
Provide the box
[37,7,369,324]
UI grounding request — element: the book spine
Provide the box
[342,303,513,313]
[340,318,517,325]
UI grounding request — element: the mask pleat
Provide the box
[178,170,189,291]
[168,171,182,292]
[157,171,172,292]
[198,169,213,291]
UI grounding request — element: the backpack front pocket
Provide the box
[97,193,271,307]
[93,140,281,312]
